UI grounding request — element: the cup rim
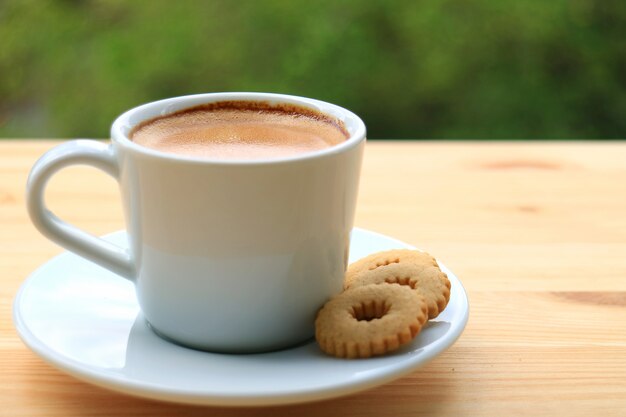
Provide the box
[110,92,366,165]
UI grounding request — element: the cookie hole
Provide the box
[369,258,400,270]
[385,276,416,289]
[351,300,391,321]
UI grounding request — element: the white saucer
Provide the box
[13,228,469,406]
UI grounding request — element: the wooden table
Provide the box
[1,140,625,416]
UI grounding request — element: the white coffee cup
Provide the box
[26,92,366,352]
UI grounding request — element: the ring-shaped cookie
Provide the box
[315,284,428,358]
[345,249,438,289]
[347,263,451,319]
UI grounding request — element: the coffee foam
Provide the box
[130,101,349,160]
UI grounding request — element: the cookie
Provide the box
[315,283,428,359]
[345,249,438,289]
[346,263,451,319]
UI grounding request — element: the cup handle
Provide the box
[26,140,135,281]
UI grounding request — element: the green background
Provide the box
[1,0,624,139]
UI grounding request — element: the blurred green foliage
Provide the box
[0,0,624,139]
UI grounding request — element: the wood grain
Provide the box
[1,140,625,416]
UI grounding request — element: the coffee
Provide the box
[130,101,349,160]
